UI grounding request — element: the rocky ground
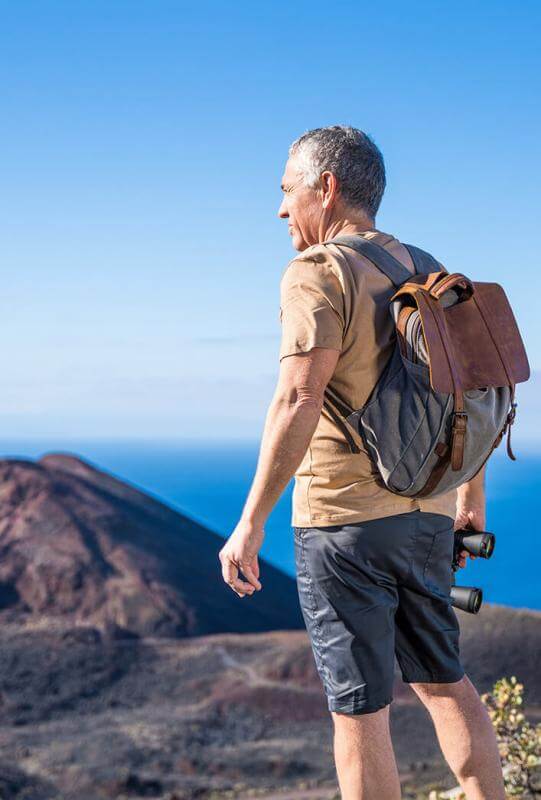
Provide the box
[0,603,539,800]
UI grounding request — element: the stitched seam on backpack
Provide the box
[407,392,455,489]
[388,381,454,493]
[386,386,432,484]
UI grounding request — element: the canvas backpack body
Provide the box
[321,235,531,499]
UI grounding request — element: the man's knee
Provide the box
[331,701,391,728]
[409,673,471,705]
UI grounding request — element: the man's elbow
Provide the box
[274,384,325,412]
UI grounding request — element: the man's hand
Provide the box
[454,472,486,569]
[219,520,264,598]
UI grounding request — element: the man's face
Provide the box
[278,157,322,251]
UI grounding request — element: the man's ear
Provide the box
[320,170,337,209]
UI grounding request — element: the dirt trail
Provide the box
[214,645,308,692]
[214,645,426,708]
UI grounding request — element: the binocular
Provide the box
[450,529,496,614]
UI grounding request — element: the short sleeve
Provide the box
[279,255,345,361]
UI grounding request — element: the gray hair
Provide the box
[289,125,386,218]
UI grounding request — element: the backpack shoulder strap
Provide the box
[402,243,446,275]
[321,234,413,454]
[325,235,413,286]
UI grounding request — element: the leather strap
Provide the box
[450,397,467,471]
[429,273,474,301]
[416,291,467,470]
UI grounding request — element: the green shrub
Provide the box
[481,676,541,797]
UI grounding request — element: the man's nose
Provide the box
[278,198,288,219]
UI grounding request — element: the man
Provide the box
[218,126,505,800]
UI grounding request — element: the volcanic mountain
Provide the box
[0,453,304,638]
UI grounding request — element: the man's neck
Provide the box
[319,217,377,243]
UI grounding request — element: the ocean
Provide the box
[1,438,540,612]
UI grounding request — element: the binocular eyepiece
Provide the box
[450,529,496,615]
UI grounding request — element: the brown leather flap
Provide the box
[415,282,530,393]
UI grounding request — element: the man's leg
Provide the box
[293,517,417,800]
[409,674,506,800]
[332,704,402,800]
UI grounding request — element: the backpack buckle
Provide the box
[452,412,468,431]
[507,401,517,425]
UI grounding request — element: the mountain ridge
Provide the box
[0,453,304,638]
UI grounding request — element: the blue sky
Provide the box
[1,0,539,442]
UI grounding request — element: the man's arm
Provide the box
[218,347,340,597]
[455,464,487,568]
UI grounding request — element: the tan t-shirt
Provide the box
[279,228,457,528]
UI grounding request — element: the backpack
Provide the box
[320,235,531,498]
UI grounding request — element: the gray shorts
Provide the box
[293,509,465,715]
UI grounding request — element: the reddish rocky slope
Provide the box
[0,453,304,637]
